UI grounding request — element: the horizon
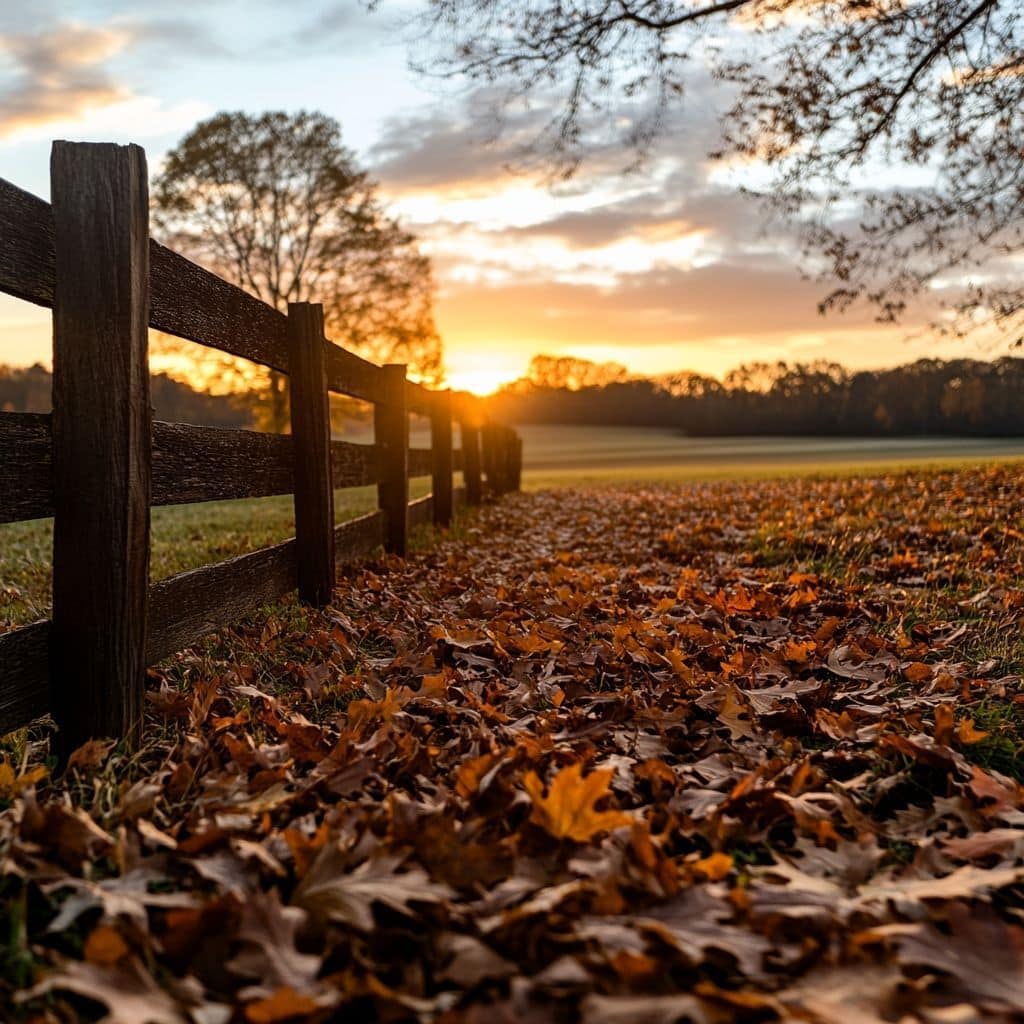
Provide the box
[0,1,1002,395]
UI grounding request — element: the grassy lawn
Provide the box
[0,478,433,628]
[521,452,1024,490]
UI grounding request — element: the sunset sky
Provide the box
[0,1,974,394]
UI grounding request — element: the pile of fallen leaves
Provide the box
[2,464,1024,1023]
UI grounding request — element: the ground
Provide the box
[2,465,1024,1022]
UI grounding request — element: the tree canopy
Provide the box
[152,110,442,429]
[403,1,1023,346]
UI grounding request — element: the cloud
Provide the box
[0,23,130,137]
[0,21,209,142]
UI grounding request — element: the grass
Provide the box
[521,453,1024,490]
[0,478,433,629]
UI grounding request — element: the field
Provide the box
[4,424,1024,629]
[517,424,1024,487]
[0,479,434,628]
[2,462,1023,1020]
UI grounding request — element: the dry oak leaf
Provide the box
[293,844,453,931]
[0,758,46,798]
[865,904,1024,1013]
[524,763,633,842]
[20,956,187,1024]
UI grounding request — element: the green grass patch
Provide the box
[0,479,433,629]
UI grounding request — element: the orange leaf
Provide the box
[245,987,320,1023]
[904,662,933,683]
[84,925,129,966]
[524,763,632,842]
[933,703,955,746]
[693,851,733,881]
[956,718,990,745]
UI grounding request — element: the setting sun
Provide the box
[445,353,524,396]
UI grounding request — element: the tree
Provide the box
[152,111,442,430]
[402,1,1024,347]
[528,353,630,389]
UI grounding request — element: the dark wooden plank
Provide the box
[461,421,483,505]
[405,379,433,415]
[452,448,464,473]
[324,341,387,406]
[147,539,296,664]
[288,303,334,605]
[453,485,467,509]
[512,432,523,492]
[374,364,409,556]
[50,141,151,755]
[0,622,50,735]
[0,178,53,307]
[0,176,386,404]
[0,412,51,523]
[408,494,435,531]
[0,416,386,524]
[408,447,433,478]
[153,422,294,505]
[431,389,453,527]
[335,510,384,564]
[331,440,380,488]
[149,242,289,373]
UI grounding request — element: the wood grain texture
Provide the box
[0,412,51,523]
[331,440,380,488]
[147,539,297,664]
[0,418,386,525]
[431,389,454,527]
[153,422,294,504]
[288,303,334,605]
[0,174,385,403]
[325,342,387,406]
[50,141,151,755]
[461,422,483,505]
[375,364,409,556]
[334,510,385,564]
[0,178,53,307]
[0,622,50,735]
[408,493,435,531]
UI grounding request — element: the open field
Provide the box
[0,478,434,628]
[516,424,1024,487]
[3,463,1023,1020]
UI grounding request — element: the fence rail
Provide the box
[0,141,522,752]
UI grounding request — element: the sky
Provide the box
[0,0,976,394]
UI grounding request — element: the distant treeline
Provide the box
[486,356,1024,436]
[0,363,252,428]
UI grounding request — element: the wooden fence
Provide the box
[0,141,522,754]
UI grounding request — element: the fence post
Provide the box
[484,423,508,497]
[288,302,334,606]
[375,363,408,556]
[431,389,454,527]
[512,432,523,492]
[50,142,151,755]
[461,418,483,505]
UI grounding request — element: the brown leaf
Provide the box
[524,762,633,842]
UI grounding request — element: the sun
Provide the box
[445,356,522,396]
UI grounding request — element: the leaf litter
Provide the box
[2,465,1024,1022]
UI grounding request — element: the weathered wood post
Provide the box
[288,302,334,605]
[461,417,483,505]
[375,363,408,555]
[512,431,523,492]
[50,141,151,755]
[431,389,454,527]
[481,422,497,497]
